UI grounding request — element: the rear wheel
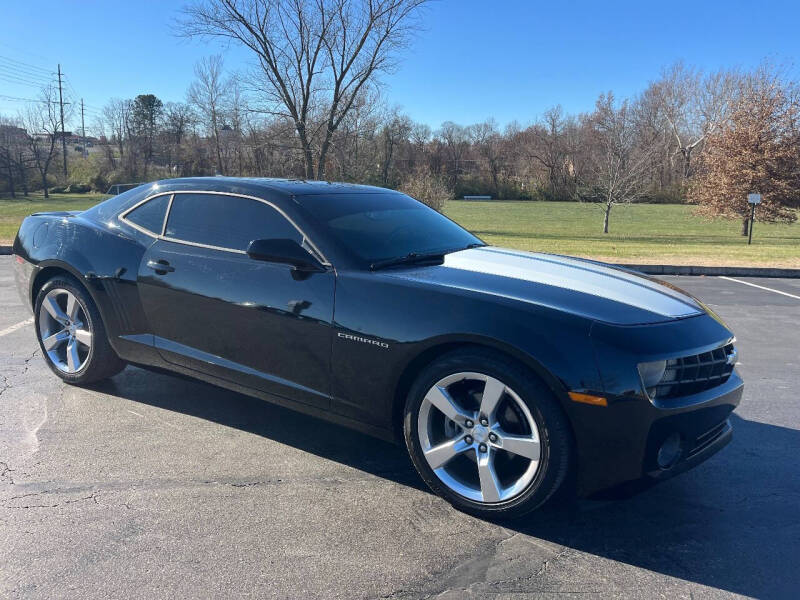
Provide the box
[404,349,572,519]
[34,276,126,384]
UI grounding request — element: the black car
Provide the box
[13,178,743,518]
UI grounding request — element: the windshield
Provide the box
[298,192,483,266]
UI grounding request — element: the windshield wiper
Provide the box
[369,243,485,271]
[370,251,447,271]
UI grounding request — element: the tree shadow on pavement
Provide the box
[94,368,798,599]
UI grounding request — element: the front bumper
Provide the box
[568,371,743,497]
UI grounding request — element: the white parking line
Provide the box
[0,317,34,338]
[719,276,800,300]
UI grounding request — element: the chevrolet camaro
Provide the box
[13,178,743,518]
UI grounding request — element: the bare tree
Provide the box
[407,121,430,171]
[327,90,380,181]
[0,117,28,198]
[399,166,451,211]
[187,55,230,174]
[379,111,411,186]
[437,121,470,189]
[163,102,196,172]
[470,119,504,198]
[585,93,655,233]
[525,106,571,199]
[100,99,131,160]
[21,86,62,197]
[179,0,429,179]
[654,62,738,178]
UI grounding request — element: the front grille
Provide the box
[651,343,736,400]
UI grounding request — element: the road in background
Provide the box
[1,256,798,599]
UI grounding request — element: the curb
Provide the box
[2,245,797,278]
[617,264,800,278]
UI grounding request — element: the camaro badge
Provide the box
[337,331,389,349]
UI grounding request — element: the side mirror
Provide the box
[246,238,325,272]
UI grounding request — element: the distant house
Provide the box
[0,124,27,141]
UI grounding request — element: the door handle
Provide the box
[146,259,175,273]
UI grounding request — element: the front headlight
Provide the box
[638,360,666,398]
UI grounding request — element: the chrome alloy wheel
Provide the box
[38,288,93,374]
[417,372,541,503]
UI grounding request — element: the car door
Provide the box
[135,191,334,409]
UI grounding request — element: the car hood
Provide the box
[385,246,705,325]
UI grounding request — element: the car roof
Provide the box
[153,176,394,197]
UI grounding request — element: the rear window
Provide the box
[124,194,170,234]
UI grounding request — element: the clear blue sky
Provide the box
[3,0,799,130]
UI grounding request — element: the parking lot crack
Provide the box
[381,529,519,598]
[505,544,573,588]
[0,461,15,485]
[21,348,39,375]
[202,478,284,488]
[2,490,100,509]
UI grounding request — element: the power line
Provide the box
[63,77,80,101]
[0,69,53,88]
[0,59,54,82]
[0,51,52,72]
[0,93,45,102]
[0,42,52,64]
[0,73,45,89]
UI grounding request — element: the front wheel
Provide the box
[34,275,126,384]
[404,349,572,519]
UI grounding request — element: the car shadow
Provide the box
[93,368,798,599]
[502,413,799,599]
[91,366,425,490]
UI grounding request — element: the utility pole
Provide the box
[81,99,87,158]
[57,64,68,179]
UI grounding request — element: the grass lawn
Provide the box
[445,200,800,268]
[0,193,109,244]
[1,194,798,267]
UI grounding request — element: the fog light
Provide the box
[657,433,683,469]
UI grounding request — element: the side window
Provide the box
[164,193,302,251]
[124,194,170,235]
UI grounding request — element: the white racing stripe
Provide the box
[719,276,800,301]
[0,317,34,338]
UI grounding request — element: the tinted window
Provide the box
[299,193,481,265]
[164,193,301,251]
[124,194,170,234]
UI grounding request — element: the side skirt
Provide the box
[129,359,398,443]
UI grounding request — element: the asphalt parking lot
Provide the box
[1,255,798,599]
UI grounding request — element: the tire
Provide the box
[404,348,572,519]
[34,275,126,384]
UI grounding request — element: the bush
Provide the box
[67,154,113,192]
[89,172,109,193]
[399,168,452,211]
[642,184,688,204]
[65,184,91,194]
